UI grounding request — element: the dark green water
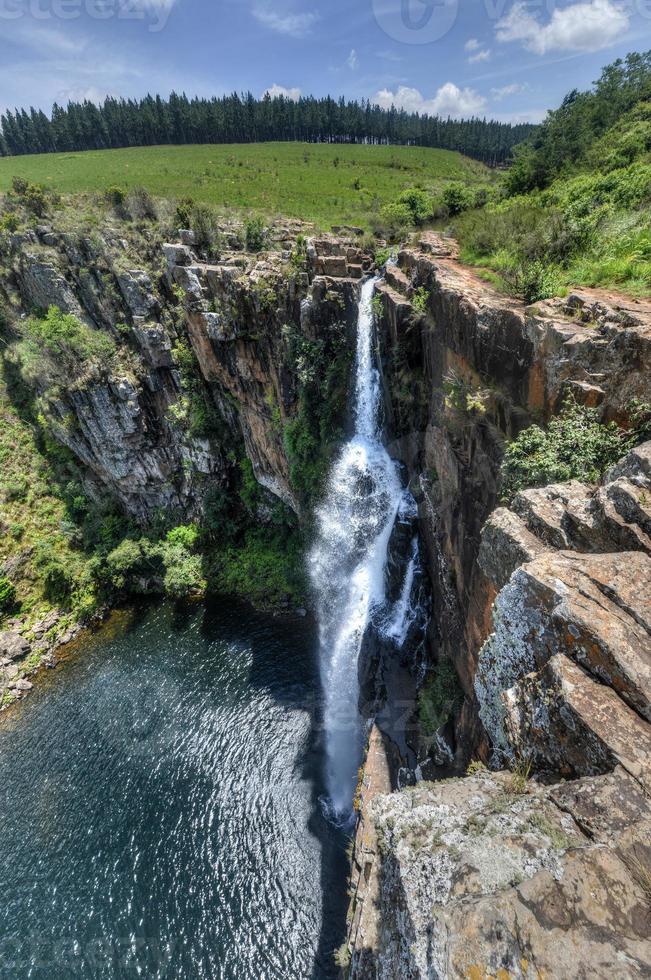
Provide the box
[0,600,349,979]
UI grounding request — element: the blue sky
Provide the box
[0,0,650,123]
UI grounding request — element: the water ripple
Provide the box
[0,601,348,979]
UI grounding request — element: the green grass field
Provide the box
[0,142,489,229]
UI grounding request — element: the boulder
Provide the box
[19,254,83,317]
[162,243,195,268]
[476,550,651,768]
[0,632,30,662]
[116,270,159,319]
[323,255,348,278]
[12,678,33,692]
[478,508,547,590]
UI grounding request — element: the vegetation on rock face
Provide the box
[282,323,353,506]
[418,659,464,736]
[500,398,647,499]
[453,51,651,297]
[17,306,117,389]
[0,576,16,612]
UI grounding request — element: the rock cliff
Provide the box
[1,212,650,973]
[344,234,651,977]
[0,213,372,702]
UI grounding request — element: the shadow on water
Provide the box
[0,595,350,980]
[199,598,351,980]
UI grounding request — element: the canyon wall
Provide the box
[345,234,651,978]
[2,214,650,975]
[1,220,371,523]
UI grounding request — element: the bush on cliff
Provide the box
[18,306,116,388]
[500,399,630,499]
[190,203,224,260]
[418,659,464,736]
[245,216,267,252]
[102,525,205,599]
[0,576,16,614]
[208,529,306,608]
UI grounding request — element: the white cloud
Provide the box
[56,85,113,105]
[492,108,548,124]
[253,5,319,37]
[347,48,359,70]
[376,49,403,62]
[263,83,302,100]
[0,24,87,56]
[468,48,491,63]
[464,38,481,51]
[495,0,629,54]
[374,83,486,118]
[490,82,528,100]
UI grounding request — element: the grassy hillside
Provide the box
[451,52,651,298]
[0,142,489,231]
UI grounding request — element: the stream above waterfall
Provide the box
[0,600,349,979]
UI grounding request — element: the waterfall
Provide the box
[310,277,421,823]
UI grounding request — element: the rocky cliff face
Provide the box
[1,218,371,524]
[3,214,650,973]
[349,733,651,979]
[0,214,372,705]
[345,234,651,978]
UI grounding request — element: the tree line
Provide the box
[0,92,534,166]
[506,50,651,193]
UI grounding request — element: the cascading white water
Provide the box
[310,277,412,823]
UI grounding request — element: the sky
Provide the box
[0,0,650,123]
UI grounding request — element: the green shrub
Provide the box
[18,306,116,389]
[103,538,155,591]
[202,484,238,543]
[396,187,432,225]
[126,186,157,221]
[3,477,28,502]
[442,182,473,216]
[411,286,430,316]
[1,211,20,232]
[12,176,49,216]
[166,524,200,550]
[210,530,305,608]
[418,659,463,736]
[32,546,74,603]
[374,200,412,241]
[501,398,629,499]
[239,457,263,515]
[500,260,562,304]
[105,185,126,208]
[0,576,16,613]
[175,196,195,228]
[161,545,204,598]
[245,216,267,252]
[191,203,223,260]
[374,246,393,268]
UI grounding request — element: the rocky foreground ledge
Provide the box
[349,740,651,978]
[345,236,651,978]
